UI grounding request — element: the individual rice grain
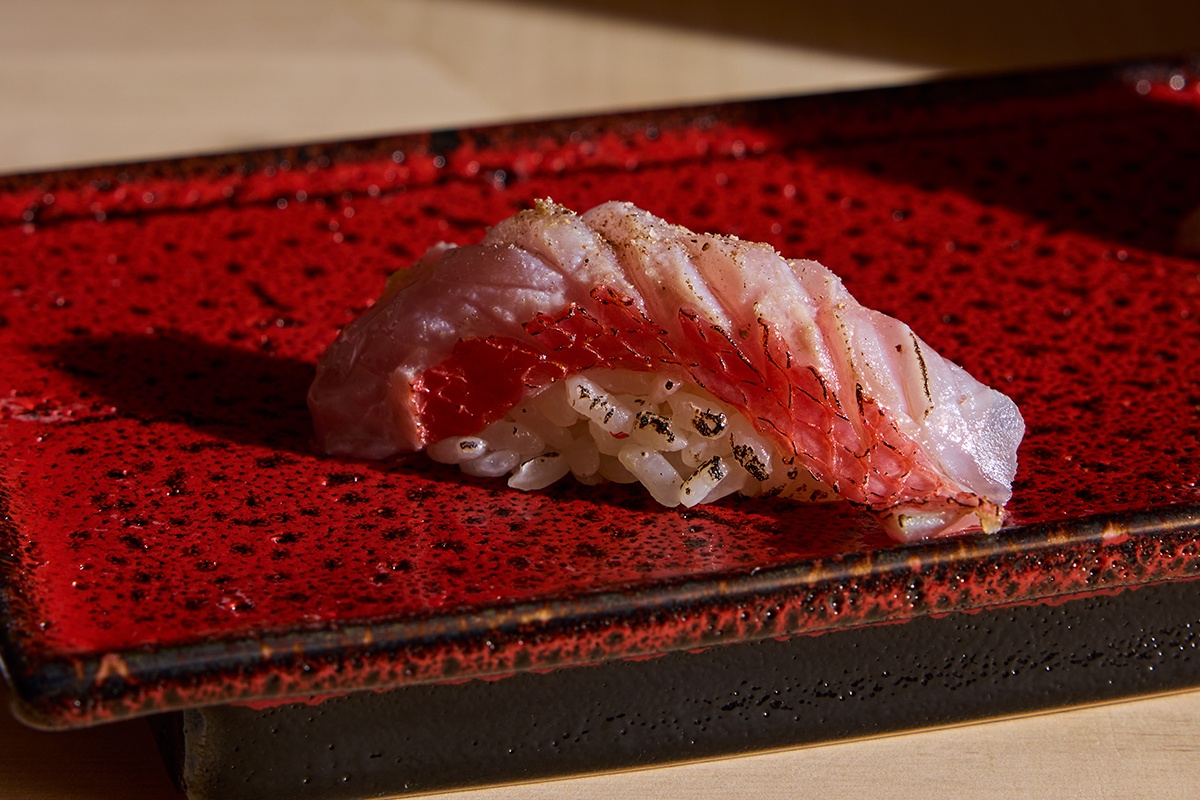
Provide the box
[427,436,488,464]
[667,390,729,438]
[617,446,682,505]
[481,420,544,456]
[460,449,521,477]
[564,437,601,479]
[509,452,570,490]
[565,375,634,435]
[630,410,687,451]
[727,415,773,481]
[679,455,728,507]
[598,454,638,483]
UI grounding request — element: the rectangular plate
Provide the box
[1,59,1199,730]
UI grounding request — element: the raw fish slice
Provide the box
[309,202,629,458]
[309,200,1024,539]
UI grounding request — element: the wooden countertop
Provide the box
[3,1,1200,798]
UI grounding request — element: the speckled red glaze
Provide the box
[1,61,1199,728]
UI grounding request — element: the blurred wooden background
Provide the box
[5,0,1200,174]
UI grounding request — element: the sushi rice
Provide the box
[426,369,833,508]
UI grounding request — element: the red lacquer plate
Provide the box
[1,60,1199,730]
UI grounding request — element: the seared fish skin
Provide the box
[309,200,1024,540]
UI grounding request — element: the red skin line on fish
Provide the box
[409,285,981,520]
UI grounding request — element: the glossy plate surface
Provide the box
[1,60,1199,728]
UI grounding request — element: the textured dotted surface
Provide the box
[1,60,1199,727]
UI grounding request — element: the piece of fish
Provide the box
[309,200,1025,539]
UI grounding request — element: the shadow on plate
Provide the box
[51,332,315,456]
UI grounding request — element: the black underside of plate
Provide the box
[158,577,1200,800]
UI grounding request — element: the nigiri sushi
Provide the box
[308,200,1024,540]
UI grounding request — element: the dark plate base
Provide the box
[159,577,1200,799]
